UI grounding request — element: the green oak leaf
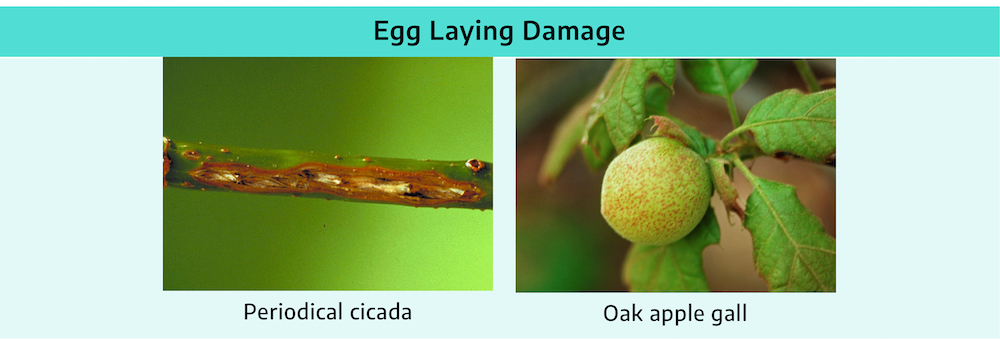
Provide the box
[586,59,675,152]
[677,121,716,159]
[538,92,592,186]
[581,116,616,170]
[622,208,720,292]
[682,59,757,97]
[643,81,672,118]
[742,89,836,163]
[741,171,836,292]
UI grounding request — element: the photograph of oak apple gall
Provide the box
[600,136,712,246]
[516,59,835,292]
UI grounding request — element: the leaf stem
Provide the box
[731,155,754,181]
[793,60,821,93]
[725,95,741,129]
[719,125,749,150]
[730,156,768,195]
[163,138,493,210]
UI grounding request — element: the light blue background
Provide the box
[0,56,998,338]
[0,5,999,338]
[0,7,997,56]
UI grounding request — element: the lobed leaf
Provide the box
[585,59,676,152]
[740,169,836,292]
[742,89,836,163]
[622,208,721,292]
[682,59,757,98]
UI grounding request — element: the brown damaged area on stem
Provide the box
[182,150,201,161]
[465,159,485,173]
[163,139,171,189]
[188,162,484,207]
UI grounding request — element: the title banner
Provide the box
[0,7,998,56]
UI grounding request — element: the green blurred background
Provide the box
[163,57,492,290]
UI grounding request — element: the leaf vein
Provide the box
[668,245,689,291]
[799,244,836,255]
[710,59,731,97]
[648,244,667,290]
[749,179,833,291]
[797,251,830,291]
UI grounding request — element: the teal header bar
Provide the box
[0,7,997,57]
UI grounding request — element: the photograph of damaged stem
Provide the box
[163,139,492,210]
[163,57,493,290]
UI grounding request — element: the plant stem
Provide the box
[731,155,755,180]
[715,134,765,160]
[793,60,821,93]
[163,138,492,210]
[725,95,741,129]
[719,125,766,158]
[719,124,748,149]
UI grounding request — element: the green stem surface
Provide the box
[793,60,821,93]
[731,155,758,182]
[725,95,741,129]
